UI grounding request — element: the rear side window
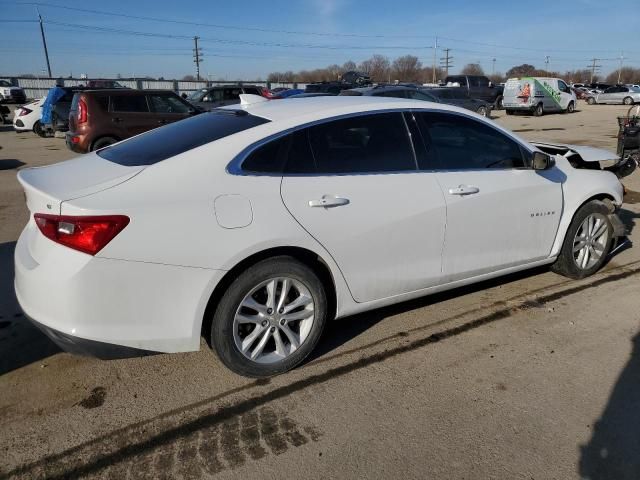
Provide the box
[111,95,149,113]
[94,95,109,111]
[306,112,416,174]
[243,87,260,95]
[98,111,270,166]
[416,112,525,170]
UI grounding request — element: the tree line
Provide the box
[264,55,640,85]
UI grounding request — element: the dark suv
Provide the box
[340,85,493,116]
[186,85,266,110]
[443,75,504,109]
[66,89,198,153]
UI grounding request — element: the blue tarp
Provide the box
[41,87,66,125]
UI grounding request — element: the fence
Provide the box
[0,77,305,100]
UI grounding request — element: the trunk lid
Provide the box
[18,153,144,215]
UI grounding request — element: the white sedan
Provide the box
[14,96,626,377]
[13,97,45,135]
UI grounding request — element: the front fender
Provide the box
[550,156,624,257]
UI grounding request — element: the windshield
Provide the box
[630,87,640,93]
[97,111,270,166]
[187,89,208,102]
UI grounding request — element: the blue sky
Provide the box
[1,0,638,79]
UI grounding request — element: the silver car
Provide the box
[586,85,640,105]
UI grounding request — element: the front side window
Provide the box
[306,112,416,174]
[148,94,190,113]
[111,95,149,113]
[224,88,242,101]
[416,112,526,170]
[558,80,569,92]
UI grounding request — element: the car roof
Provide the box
[222,95,463,123]
[81,89,177,95]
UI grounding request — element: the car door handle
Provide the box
[448,185,480,196]
[308,196,350,208]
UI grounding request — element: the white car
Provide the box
[13,98,44,135]
[14,96,626,377]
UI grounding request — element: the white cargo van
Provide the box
[503,77,577,116]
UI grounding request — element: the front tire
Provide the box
[494,95,504,110]
[211,257,328,377]
[587,97,596,105]
[566,101,575,113]
[476,105,488,117]
[623,96,634,106]
[551,201,613,279]
[33,120,45,137]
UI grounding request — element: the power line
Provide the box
[4,2,639,56]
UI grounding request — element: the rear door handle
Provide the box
[448,185,480,196]
[308,195,350,208]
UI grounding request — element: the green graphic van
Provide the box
[503,77,577,116]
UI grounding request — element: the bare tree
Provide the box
[359,54,391,82]
[461,63,484,76]
[182,75,197,81]
[605,67,640,84]
[391,55,422,82]
[342,60,357,72]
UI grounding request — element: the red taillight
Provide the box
[18,107,32,116]
[34,214,129,255]
[77,98,87,124]
[70,136,80,144]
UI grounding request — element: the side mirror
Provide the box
[532,151,555,170]
[488,81,494,88]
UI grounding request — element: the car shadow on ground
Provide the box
[309,264,553,363]
[0,242,60,375]
[0,125,15,133]
[579,330,640,480]
[0,159,25,170]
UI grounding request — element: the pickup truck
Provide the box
[443,75,504,109]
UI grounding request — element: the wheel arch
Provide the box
[200,246,338,341]
[90,135,121,151]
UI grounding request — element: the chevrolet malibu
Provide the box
[15,96,626,377]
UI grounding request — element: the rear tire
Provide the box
[211,256,328,377]
[534,103,544,116]
[623,96,634,106]
[33,121,45,137]
[91,136,118,151]
[551,201,613,279]
[566,101,575,113]
[476,105,488,117]
[587,97,596,105]
[494,95,504,110]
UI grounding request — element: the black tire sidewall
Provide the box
[623,97,633,106]
[555,202,613,279]
[567,102,575,113]
[211,257,327,377]
[535,103,543,116]
[92,137,116,151]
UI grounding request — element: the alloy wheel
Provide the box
[233,277,315,364]
[572,213,609,270]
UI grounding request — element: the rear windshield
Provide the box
[97,111,270,166]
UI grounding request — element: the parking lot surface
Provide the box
[1,104,640,479]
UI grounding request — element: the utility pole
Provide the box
[36,7,52,77]
[544,55,550,72]
[491,58,496,76]
[432,36,438,83]
[617,52,625,84]
[193,36,203,81]
[587,58,601,83]
[439,48,453,77]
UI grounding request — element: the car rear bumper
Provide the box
[65,132,90,153]
[14,221,222,355]
[26,313,158,359]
